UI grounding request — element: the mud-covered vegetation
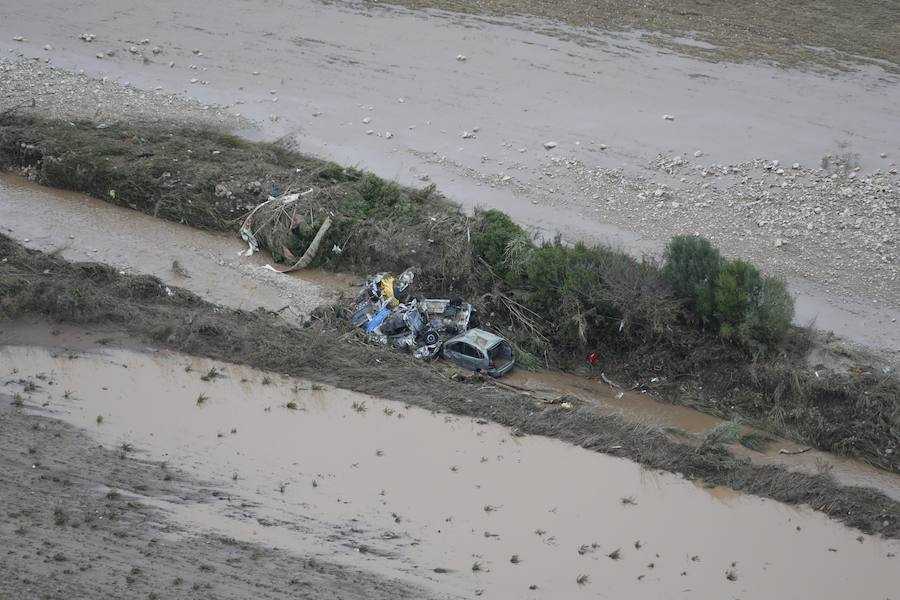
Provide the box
[0,115,897,473]
[1,235,899,538]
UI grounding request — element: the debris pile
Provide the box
[352,269,473,359]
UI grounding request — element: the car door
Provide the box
[444,341,486,371]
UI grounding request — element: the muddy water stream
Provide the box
[2,338,898,599]
[0,173,356,317]
[507,369,900,500]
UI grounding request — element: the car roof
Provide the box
[448,328,507,350]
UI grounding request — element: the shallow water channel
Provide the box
[2,338,898,599]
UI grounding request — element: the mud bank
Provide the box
[2,238,900,539]
[3,338,900,599]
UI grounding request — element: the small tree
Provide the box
[662,235,721,325]
[472,210,526,275]
[715,260,762,339]
[738,276,794,352]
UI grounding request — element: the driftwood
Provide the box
[778,447,812,455]
[265,216,332,273]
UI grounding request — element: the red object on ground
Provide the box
[588,352,600,366]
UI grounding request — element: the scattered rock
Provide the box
[362,117,371,124]
[599,144,608,150]
[543,141,557,150]
[462,131,476,139]
[13,36,24,42]
[792,162,801,169]
[694,150,703,157]
[79,33,96,42]
[385,131,394,139]
[245,181,262,195]
[662,114,675,121]
[880,152,887,159]
[152,46,162,55]
[43,44,53,51]
[456,54,467,62]
[129,46,139,54]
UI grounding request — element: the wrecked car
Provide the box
[441,328,515,378]
[351,269,514,375]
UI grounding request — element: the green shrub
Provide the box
[662,235,721,325]
[738,276,794,352]
[715,260,762,335]
[472,210,526,274]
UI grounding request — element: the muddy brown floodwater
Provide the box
[507,369,900,500]
[2,336,898,599]
[0,173,356,319]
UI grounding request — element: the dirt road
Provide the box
[1,0,898,352]
[3,333,899,599]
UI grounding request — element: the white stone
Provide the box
[694,150,703,157]
[362,117,371,124]
[43,44,52,51]
[385,131,394,139]
[662,114,675,121]
[792,162,801,169]
[456,54,467,61]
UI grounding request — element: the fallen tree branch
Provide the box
[267,216,332,273]
[778,447,812,455]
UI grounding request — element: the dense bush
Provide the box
[662,235,721,325]
[472,210,525,274]
[737,276,794,352]
[514,239,679,352]
[662,237,794,353]
[715,259,762,336]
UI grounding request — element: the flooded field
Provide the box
[3,336,898,599]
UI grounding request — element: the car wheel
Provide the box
[423,330,439,346]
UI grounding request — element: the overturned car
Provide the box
[351,270,514,376]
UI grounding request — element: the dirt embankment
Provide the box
[0,396,427,600]
[2,236,899,539]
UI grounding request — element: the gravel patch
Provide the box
[0,58,249,129]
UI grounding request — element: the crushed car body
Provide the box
[443,329,516,378]
[351,269,514,375]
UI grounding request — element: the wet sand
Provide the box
[3,337,899,599]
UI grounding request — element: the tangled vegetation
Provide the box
[1,115,896,472]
